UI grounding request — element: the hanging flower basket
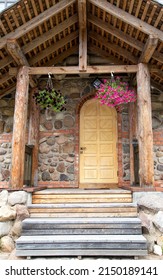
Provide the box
[95,76,136,111]
[33,74,66,112]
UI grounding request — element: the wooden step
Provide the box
[32,189,132,204]
[22,217,142,235]
[16,235,147,256]
[28,203,137,218]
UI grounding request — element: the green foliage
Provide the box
[33,88,65,112]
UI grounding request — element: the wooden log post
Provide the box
[129,103,135,186]
[28,89,40,187]
[10,66,29,189]
[136,63,154,187]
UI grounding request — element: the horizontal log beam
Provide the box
[20,65,139,75]
[89,0,163,41]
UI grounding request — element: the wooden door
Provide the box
[80,99,118,186]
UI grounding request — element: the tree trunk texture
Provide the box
[10,66,29,189]
[136,63,154,187]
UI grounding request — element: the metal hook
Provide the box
[111,71,114,78]
[48,72,52,79]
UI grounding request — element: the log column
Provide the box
[28,89,40,187]
[10,66,29,189]
[136,63,154,187]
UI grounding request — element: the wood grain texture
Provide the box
[10,66,29,189]
[136,63,154,187]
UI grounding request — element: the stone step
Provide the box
[16,234,147,256]
[22,217,142,235]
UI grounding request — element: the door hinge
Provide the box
[117,170,119,176]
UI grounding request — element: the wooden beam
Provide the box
[129,103,136,185]
[44,45,79,67]
[88,44,125,65]
[10,66,29,189]
[136,63,154,187]
[89,0,163,41]
[7,39,37,87]
[29,31,79,65]
[0,14,78,70]
[22,14,78,55]
[139,35,159,63]
[0,0,76,49]
[78,0,87,71]
[27,65,138,75]
[0,55,13,69]
[28,89,40,187]
[89,31,138,64]
[88,14,163,64]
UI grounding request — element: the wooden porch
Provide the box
[16,188,147,257]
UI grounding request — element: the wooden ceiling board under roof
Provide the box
[0,0,163,98]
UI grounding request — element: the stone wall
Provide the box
[0,98,14,134]
[154,146,163,181]
[0,143,12,182]
[134,192,163,255]
[0,190,30,254]
[39,134,75,182]
[121,112,163,183]
[37,78,94,184]
[0,79,163,186]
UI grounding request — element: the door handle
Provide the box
[80,147,86,150]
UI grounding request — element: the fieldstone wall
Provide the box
[0,190,30,255]
[0,98,14,134]
[39,134,75,182]
[38,78,94,183]
[154,147,163,181]
[134,193,163,255]
[121,112,163,182]
[0,143,12,182]
[0,80,163,186]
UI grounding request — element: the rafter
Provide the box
[89,0,163,42]
[0,14,78,70]
[0,0,76,49]
[89,31,138,64]
[29,31,79,65]
[88,14,163,64]
[88,44,125,65]
[7,39,37,87]
[0,85,16,98]
[78,0,87,71]
[139,35,159,63]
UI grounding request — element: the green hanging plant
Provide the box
[33,73,66,112]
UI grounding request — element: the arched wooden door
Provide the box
[80,99,118,187]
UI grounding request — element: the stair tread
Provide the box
[34,189,131,194]
[17,234,146,243]
[28,203,136,208]
[23,217,141,224]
